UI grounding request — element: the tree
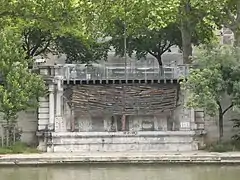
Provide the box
[109,21,181,66]
[55,34,110,64]
[22,27,52,59]
[214,0,240,46]
[0,28,46,144]
[0,0,103,65]
[108,19,215,67]
[178,0,225,63]
[89,0,220,64]
[91,0,181,66]
[182,45,240,141]
[92,0,180,34]
[21,27,110,64]
[0,0,81,30]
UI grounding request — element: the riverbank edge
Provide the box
[1,152,240,166]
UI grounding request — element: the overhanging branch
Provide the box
[147,50,157,58]
[222,103,233,115]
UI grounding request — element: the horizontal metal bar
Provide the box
[61,63,190,81]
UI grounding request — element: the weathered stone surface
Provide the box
[55,117,66,132]
[50,131,197,152]
[1,152,240,165]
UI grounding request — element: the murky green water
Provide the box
[0,165,240,180]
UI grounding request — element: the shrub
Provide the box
[0,142,39,154]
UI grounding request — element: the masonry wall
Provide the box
[51,131,197,152]
[69,91,239,144]
[0,89,236,147]
[75,114,172,132]
[0,110,38,145]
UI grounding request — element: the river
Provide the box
[0,165,240,180]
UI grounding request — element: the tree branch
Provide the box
[147,50,157,58]
[34,40,51,56]
[160,41,167,53]
[222,103,233,115]
[162,43,173,54]
[216,100,222,113]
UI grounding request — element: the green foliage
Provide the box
[109,21,181,65]
[22,27,52,58]
[55,34,110,64]
[213,0,238,28]
[92,0,180,35]
[232,118,240,141]
[0,28,46,123]
[91,0,220,64]
[109,20,216,66]
[0,125,22,147]
[0,0,85,30]
[0,142,39,154]
[205,141,240,152]
[182,45,240,116]
[21,27,110,64]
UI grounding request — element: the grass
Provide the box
[0,142,40,154]
[204,141,240,152]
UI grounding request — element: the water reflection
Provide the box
[0,165,240,180]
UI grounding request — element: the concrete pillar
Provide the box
[179,90,192,131]
[121,115,126,131]
[48,84,55,130]
[179,108,192,131]
[54,76,66,132]
[37,96,49,130]
[56,79,62,116]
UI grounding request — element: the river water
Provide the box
[0,165,240,180]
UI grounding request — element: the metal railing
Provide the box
[62,63,190,81]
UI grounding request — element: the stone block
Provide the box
[55,117,66,132]
[38,113,49,119]
[39,102,49,108]
[38,119,48,125]
[51,131,197,152]
[38,107,49,113]
[38,97,48,102]
[180,122,190,130]
[38,125,47,131]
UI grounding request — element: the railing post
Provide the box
[158,66,160,80]
[186,64,190,76]
[163,66,165,80]
[105,63,108,80]
[103,63,106,80]
[125,64,127,81]
[172,66,175,79]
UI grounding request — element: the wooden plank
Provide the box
[70,83,179,115]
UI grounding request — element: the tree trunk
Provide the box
[156,56,164,76]
[218,107,224,142]
[180,20,193,64]
[157,55,163,66]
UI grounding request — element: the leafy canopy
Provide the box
[0,28,46,122]
[182,45,240,116]
[91,0,180,35]
[55,34,110,64]
[108,21,181,65]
